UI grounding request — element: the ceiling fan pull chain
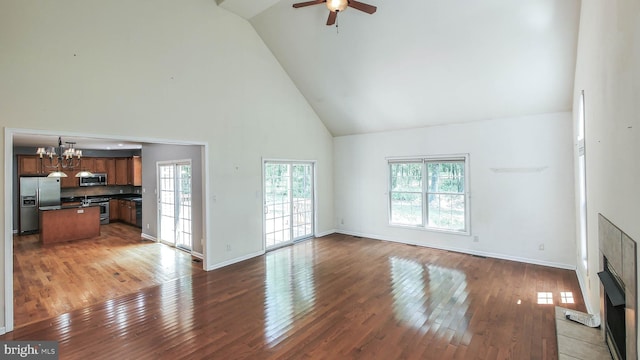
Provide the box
[336,14,339,34]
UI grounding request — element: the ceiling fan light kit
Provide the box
[293,0,377,26]
[326,0,347,12]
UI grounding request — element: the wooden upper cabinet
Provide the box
[93,158,108,173]
[60,171,78,188]
[18,155,43,175]
[17,155,140,187]
[115,158,128,185]
[129,156,142,186]
[106,158,117,185]
[80,158,95,173]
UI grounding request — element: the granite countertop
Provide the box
[40,204,101,211]
[60,194,142,203]
[108,194,142,201]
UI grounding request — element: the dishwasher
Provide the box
[135,201,142,227]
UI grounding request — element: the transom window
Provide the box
[388,155,469,234]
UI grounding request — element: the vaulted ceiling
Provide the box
[220,0,580,136]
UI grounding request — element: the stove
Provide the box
[88,197,110,224]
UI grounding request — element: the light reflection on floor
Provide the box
[390,257,429,326]
[160,277,194,330]
[264,242,316,346]
[159,245,179,274]
[560,291,574,304]
[389,257,470,336]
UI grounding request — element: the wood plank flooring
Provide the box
[4,234,586,359]
[13,222,202,327]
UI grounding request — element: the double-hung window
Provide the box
[389,155,469,234]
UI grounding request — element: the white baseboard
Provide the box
[204,231,335,271]
[191,251,204,259]
[206,250,265,271]
[141,233,156,242]
[12,230,17,234]
[336,229,576,270]
[0,326,6,335]
[315,229,336,238]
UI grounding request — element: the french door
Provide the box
[264,161,315,249]
[158,160,192,251]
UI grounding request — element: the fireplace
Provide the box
[598,214,637,360]
[600,256,627,360]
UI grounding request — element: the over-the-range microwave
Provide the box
[79,173,107,187]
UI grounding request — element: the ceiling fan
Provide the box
[292,0,377,26]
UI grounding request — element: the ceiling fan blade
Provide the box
[293,0,325,8]
[348,0,376,14]
[326,11,337,25]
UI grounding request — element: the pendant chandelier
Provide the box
[36,137,94,178]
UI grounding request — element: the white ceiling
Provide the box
[222,0,581,136]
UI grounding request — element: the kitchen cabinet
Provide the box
[39,206,100,244]
[106,159,116,185]
[118,200,133,224]
[93,158,108,173]
[129,156,142,186]
[115,158,128,185]
[109,199,119,221]
[60,171,78,188]
[17,155,140,187]
[129,202,137,225]
[80,158,95,173]
[18,155,43,175]
[114,199,139,226]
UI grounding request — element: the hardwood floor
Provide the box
[4,234,586,359]
[13,222,203,327]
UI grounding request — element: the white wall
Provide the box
[573,0,640,328]
[334,112,576,268]
[141,144,204,255]
[0,0,334,331]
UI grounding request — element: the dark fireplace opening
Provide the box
[606,292,626,360]
[599,256,626,360]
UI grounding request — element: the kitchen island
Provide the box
[39,205,100,244]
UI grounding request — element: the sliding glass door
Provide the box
[264,161,314,249]
[158,161,192,251]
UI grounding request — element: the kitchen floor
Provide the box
[13,222,203,328]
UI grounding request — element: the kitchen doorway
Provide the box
[157,160,193,251]
[5,129,209,333]
[263,161,315,250]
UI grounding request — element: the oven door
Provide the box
[98,202,109,224]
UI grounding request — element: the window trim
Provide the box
[387,154,470,235]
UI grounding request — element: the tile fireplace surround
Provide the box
[599,214,638,360]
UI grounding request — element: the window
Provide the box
[389,155,469,233]
[577,90,588,272]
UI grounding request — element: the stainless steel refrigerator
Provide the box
[19,177,61,234]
